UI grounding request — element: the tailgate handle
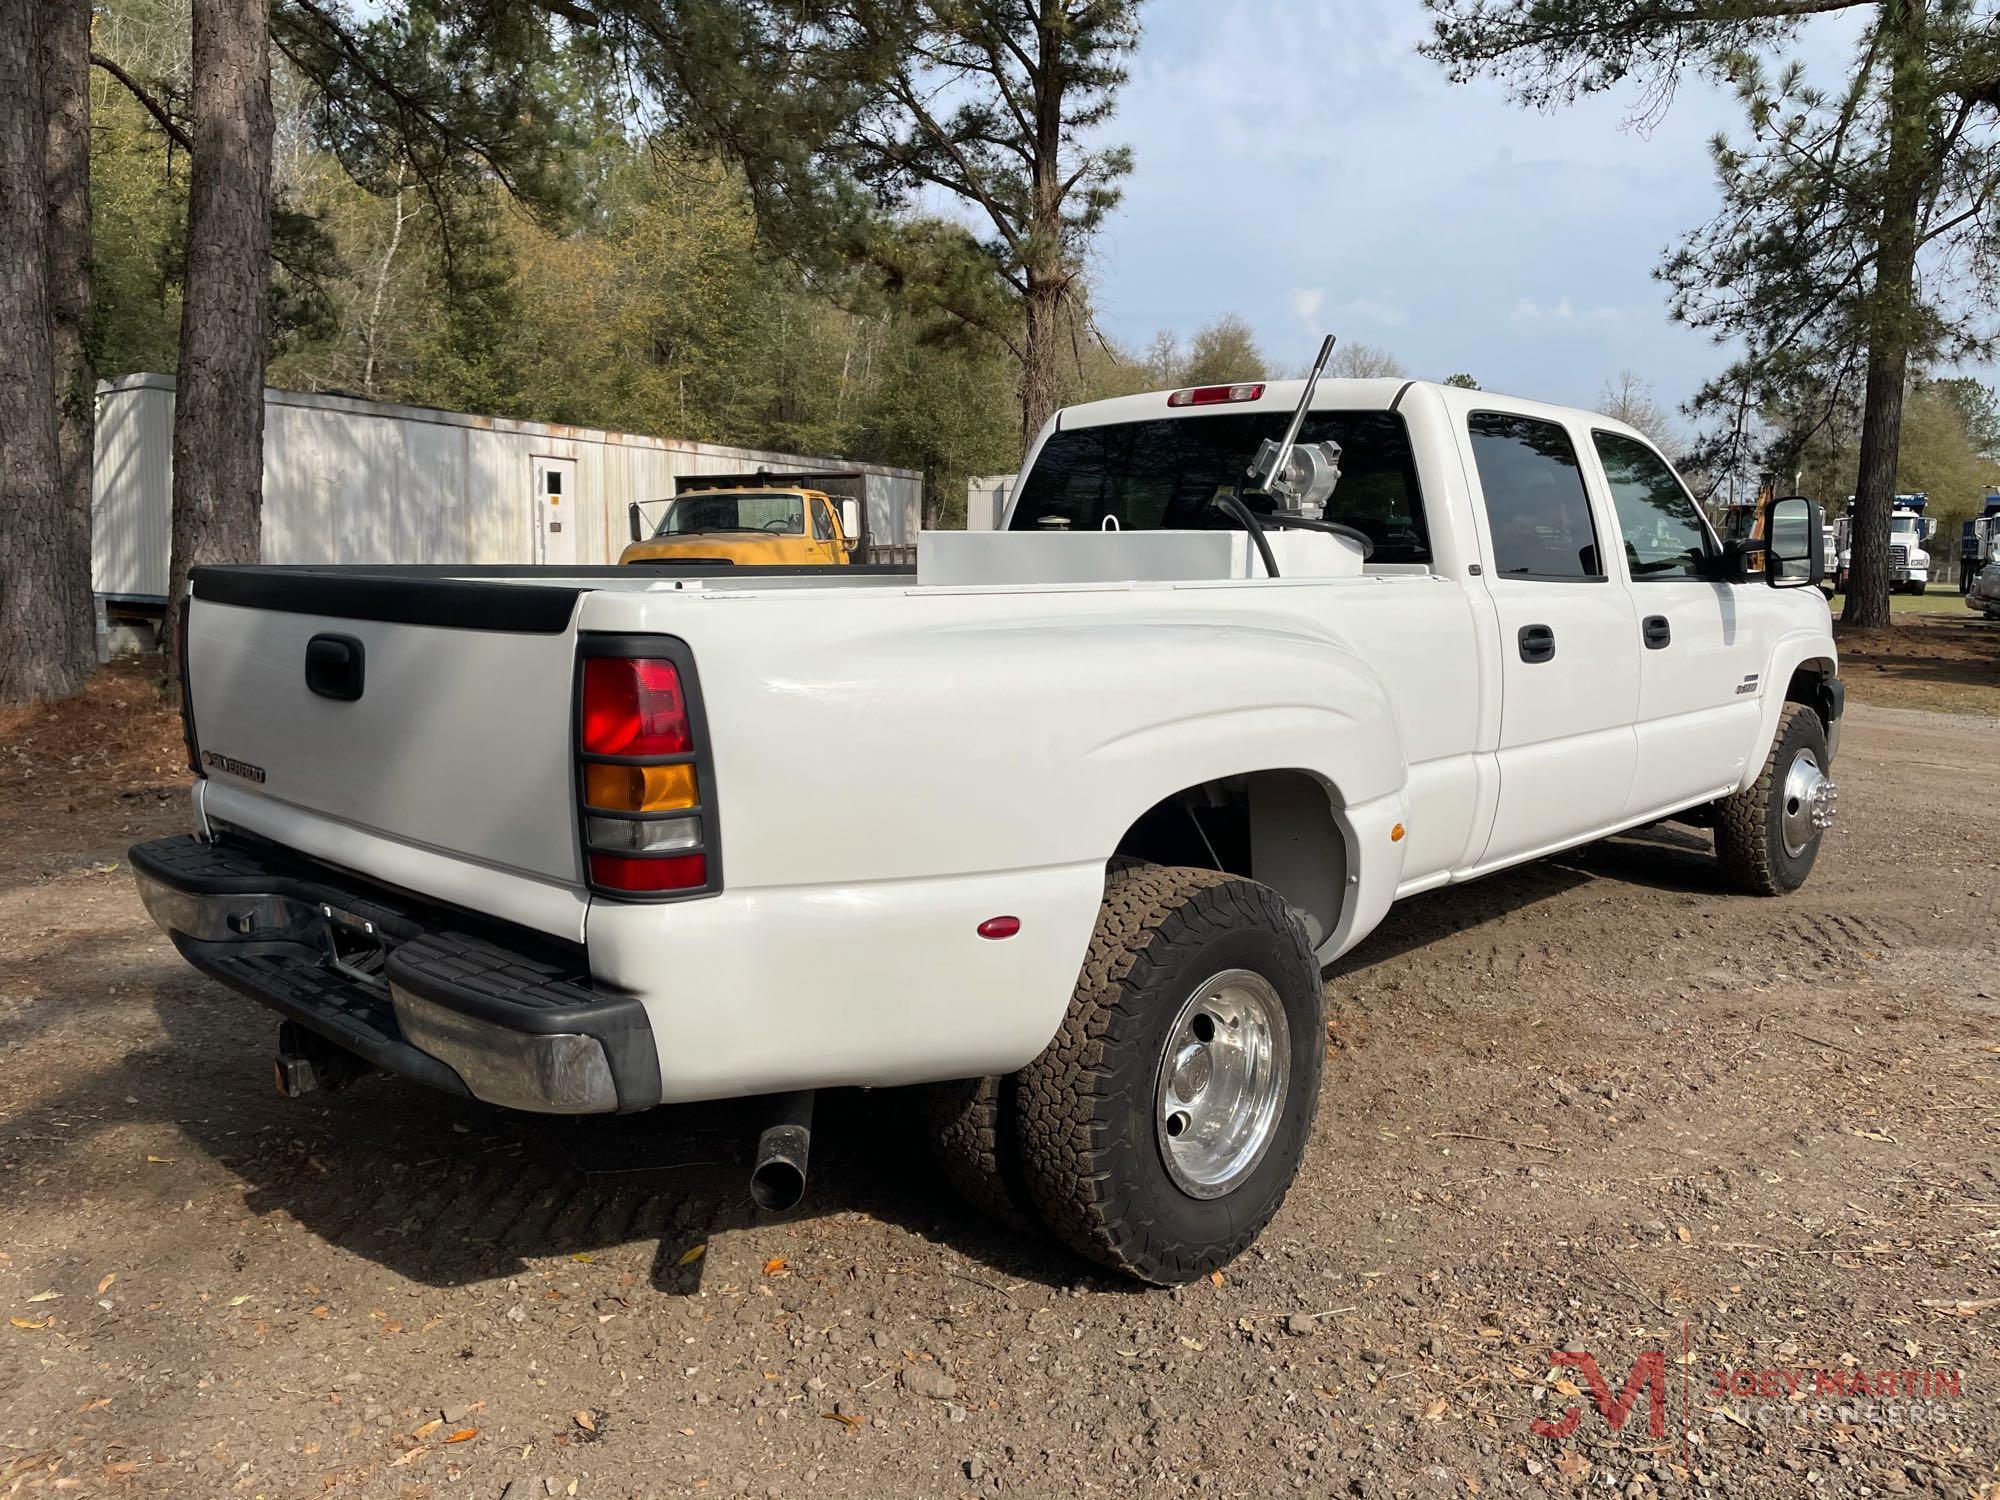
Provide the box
[305,634,365,701]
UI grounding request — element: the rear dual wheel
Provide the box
[925,864,1324,1284]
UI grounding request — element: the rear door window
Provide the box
[1467,413,1603,580]
[1592,431,1711,580]
[1009,410,1431,564]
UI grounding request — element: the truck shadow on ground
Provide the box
[123,984,1095,1295]
[1328,822,1722,979]
[3,831,1727,1303]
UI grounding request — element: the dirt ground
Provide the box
[1,660,1996,1499]
[1831,611,2000,718]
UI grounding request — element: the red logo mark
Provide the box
[1530,1350,1670,1440]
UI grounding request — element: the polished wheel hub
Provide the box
[1155,969,1290,1199]
[1781,748,1837,858]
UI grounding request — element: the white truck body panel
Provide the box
[172,378,1838,1105]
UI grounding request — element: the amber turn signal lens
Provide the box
[584,761,697,812]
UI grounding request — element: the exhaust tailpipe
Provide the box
[749,1090,815,1212]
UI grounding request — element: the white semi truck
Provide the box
[131,353,1843,1284]
[1835,493,1936,594]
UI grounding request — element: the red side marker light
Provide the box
[977,915,1021,940]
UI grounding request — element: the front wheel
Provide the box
[1013,864,1323,1284]
[1715,703,1837,895]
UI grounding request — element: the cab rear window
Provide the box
[1010,410,1430,564]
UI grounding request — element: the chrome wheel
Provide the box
[1781,747,1837,859]
[1154,969,1291,1199]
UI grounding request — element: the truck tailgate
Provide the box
[184,578,587,926]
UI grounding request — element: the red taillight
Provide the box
[581,658,691,756]
[577,645,715,898]
[589,851,707,892]
[1167,382,1265,408]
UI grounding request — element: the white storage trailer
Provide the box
[91,373,924,614]
[964,474,1015,531]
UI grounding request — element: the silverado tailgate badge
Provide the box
[201,750,267,783]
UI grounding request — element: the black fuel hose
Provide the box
[1215,493,1281,578]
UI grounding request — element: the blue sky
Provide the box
[1085,1,1858,419]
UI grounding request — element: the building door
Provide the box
[532,457,577,566]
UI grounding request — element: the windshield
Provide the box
[1008,410,1430,564]
[1891,514,1920,536]
[652,492,805,537]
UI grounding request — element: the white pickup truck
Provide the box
[133,371,1843,1284]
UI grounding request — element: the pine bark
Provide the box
[1841,0,1926,630]
[166,0,274,684]
[0,0,86,704]
[1016,2,1068,443]
[42,0,96,685]
[1020,277,1064,442]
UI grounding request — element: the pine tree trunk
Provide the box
[1020,275,1064,442]
[1018,2,1067,443]
[165,0,273,686]
[0,0,85,705]
[1841,0,1926,631]
[42,0,96,686]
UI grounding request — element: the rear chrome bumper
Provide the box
[130,834,660,1114]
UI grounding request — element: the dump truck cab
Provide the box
[1834,493,1935,594]
[620,469,875,568]
[620,485,855,567]
[1961,495,2000,594]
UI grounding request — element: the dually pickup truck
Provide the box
[133,363,1843,1285]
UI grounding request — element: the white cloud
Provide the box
[1509,297,1630,331]
[1334,296,1409,329]
[1287,287,1326,325]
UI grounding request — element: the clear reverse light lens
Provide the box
[585,814,701,854]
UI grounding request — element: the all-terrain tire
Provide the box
[916,1075,1036,1233]
[1716,702,1832,896]
[1013,864,1323,1284]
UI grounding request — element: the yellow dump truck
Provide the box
[621,470,874,568]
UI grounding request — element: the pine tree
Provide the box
[593,0,1144,441]
[0,0,85,704]
[1423,0,2000,627]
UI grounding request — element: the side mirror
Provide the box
[628,502,643,545]
[1763,494,1825,589]
[839,498,862,542]
[1712,538,1762,583]
[1922,516,1938,541]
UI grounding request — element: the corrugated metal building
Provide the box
[92,373,925,604]
[965,474,1016,530]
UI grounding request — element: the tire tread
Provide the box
[1716,701,1822,896]
[1013,864,1320,1283]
